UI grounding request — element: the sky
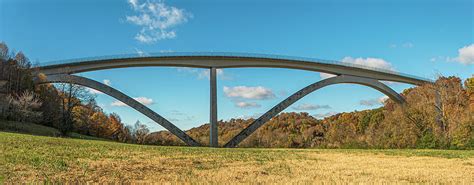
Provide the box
[1,0,473,132]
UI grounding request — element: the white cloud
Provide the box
[359,99,379,106]
[170,110,185,116]
[134,48,148,56]
[236,112,263,120]
[111,97,154,107]
[198,69,224,79]
[159,49,174,53]
[430,56,448,62]
[176,67,197,73]
[455,44,474,65]
[235,101,261,109]
[402,42,414,48]
[169,115,195,122]
[341,57,395,71]
[126,0,191,43]
[103,79,112,86]
[320,57,394,79]
[128,0,139,9]
[312,111,338,119]
[111,101,126,107]
[87,88,103,95]
[168,110,195,122]
[379,96,389,103]
[169,118,179,122]
[429,44,474,65]
[319,73,337,79]
[293,103,331,111]
[176,68,227,80]
[359,96,388,106]
[380,80,400,86]
[87,79,111,94]
[223,86,275,100]
[389,42,414,48]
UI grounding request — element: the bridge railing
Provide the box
[38,52,432,82]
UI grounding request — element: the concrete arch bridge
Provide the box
[33,52,432,147]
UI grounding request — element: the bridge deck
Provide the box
[35,52,432,85]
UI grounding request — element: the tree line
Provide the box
[0,42,472,149]
[0,42,150,144]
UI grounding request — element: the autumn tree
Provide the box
[57,82,94,135]
[131,120,150,144]
[35,74,62,128]
[108,113,132,142]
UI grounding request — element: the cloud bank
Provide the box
[223,86,275,100]
[320,57,394,79]
[126,0,191,43]
[87,79,112,94]
[455,44,474,65]
[111,97,154,107]
[312,112,338,119]
[293,103,331,111]
[359,96,388,106]
[235,101,261,109]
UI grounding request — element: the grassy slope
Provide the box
[0,120,107,141]
[0,132,473,183]
[0,120,61,137]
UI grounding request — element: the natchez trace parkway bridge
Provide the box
[33,52,432,148]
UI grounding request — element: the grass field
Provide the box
[0,131,473,183]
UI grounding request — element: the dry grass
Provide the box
[0,131,473,183]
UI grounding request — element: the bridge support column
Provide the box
[209,67,218,147]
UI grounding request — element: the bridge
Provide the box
[33,52,432,148]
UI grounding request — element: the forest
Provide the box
[1,42,473,149]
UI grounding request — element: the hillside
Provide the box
[1,131,473,183]
[0,120,107,141]
[0,120,61,137]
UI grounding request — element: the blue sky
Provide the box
[1,0,473,131]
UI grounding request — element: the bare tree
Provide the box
[6,91,42,122]
[131,120,150,144]
[57,81,94,135]
[0,42,9,61]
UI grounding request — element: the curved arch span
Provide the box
[35,74,201,147]
[224,75,405,148]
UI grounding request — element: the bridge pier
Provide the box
[209,67,218,147]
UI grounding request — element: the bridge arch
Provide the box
[224,75,405,148]
[34,53,430,147]
[35,74,201,147]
